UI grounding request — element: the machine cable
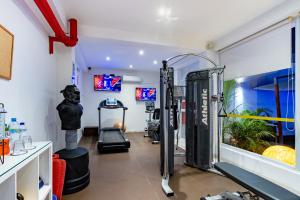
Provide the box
[286,67,295,131]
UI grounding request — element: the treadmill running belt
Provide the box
[103,130,124,143]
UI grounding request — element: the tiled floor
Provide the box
[63,132,243,200]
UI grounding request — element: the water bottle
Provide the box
[19,122,27,138]
[0,104,6,139]
[9,118,20,150]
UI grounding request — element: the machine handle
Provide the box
[172,104,178,130]
[165,87,170,109]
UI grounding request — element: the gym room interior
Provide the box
[0,0,300,200]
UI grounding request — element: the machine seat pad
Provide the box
[214,162,300,200]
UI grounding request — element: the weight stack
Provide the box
[185,70,211,170]
[56,147,90,195]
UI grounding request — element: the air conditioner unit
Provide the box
[122,75,142,83]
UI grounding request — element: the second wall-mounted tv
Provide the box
[136,88,156,101]
[94,74,122,92]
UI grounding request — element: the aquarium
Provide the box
[222,67,295,165]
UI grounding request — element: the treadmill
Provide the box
[97,98,130,153]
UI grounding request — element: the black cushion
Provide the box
[214,162,300,200]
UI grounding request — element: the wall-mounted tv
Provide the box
[94,74,122,92]
[136,88,156,101]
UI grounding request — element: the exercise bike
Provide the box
[144,102,160,144]
[148,108,160,144]
[144,101,155,136]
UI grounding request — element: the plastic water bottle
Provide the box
[19,122,27,138]
[0,104,6,139]
[9,118,20,150]
[9,118,19,134]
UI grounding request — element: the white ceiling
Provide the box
[59,0,287,71]
[78,37,192,71]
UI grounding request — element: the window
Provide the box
[222,27,296,167]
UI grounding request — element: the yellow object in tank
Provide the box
[262,145,295,166]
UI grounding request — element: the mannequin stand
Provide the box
[65,130,78,150]
[56,130,90,195]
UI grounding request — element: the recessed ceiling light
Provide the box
[106,56,110,61]
[157,6,178,22]
[129,65,133,69]
[153,60,158,65]
[158,7,171,18]
[139,50,144,56]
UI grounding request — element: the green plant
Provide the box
[223,80,237,112]
[222,80,243,124]
[223,108,275,154]
[222,80,237,141]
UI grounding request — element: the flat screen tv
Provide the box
[136,88,156,101]
[94,74,122,92]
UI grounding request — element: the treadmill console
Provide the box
[99,98,125,109]
[106,98,118,106]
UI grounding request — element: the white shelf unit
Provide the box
[0,142,52,200]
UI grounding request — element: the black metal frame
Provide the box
[160,53,225,197]
[160,67,175,176]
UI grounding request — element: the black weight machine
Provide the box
[160,54,224,197]
[160,53,300,200]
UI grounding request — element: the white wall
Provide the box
[53,46,75,150]
[81,68,160,132]
[0,1,57,145]
[73,60,86,142]
[0,1,78,152]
